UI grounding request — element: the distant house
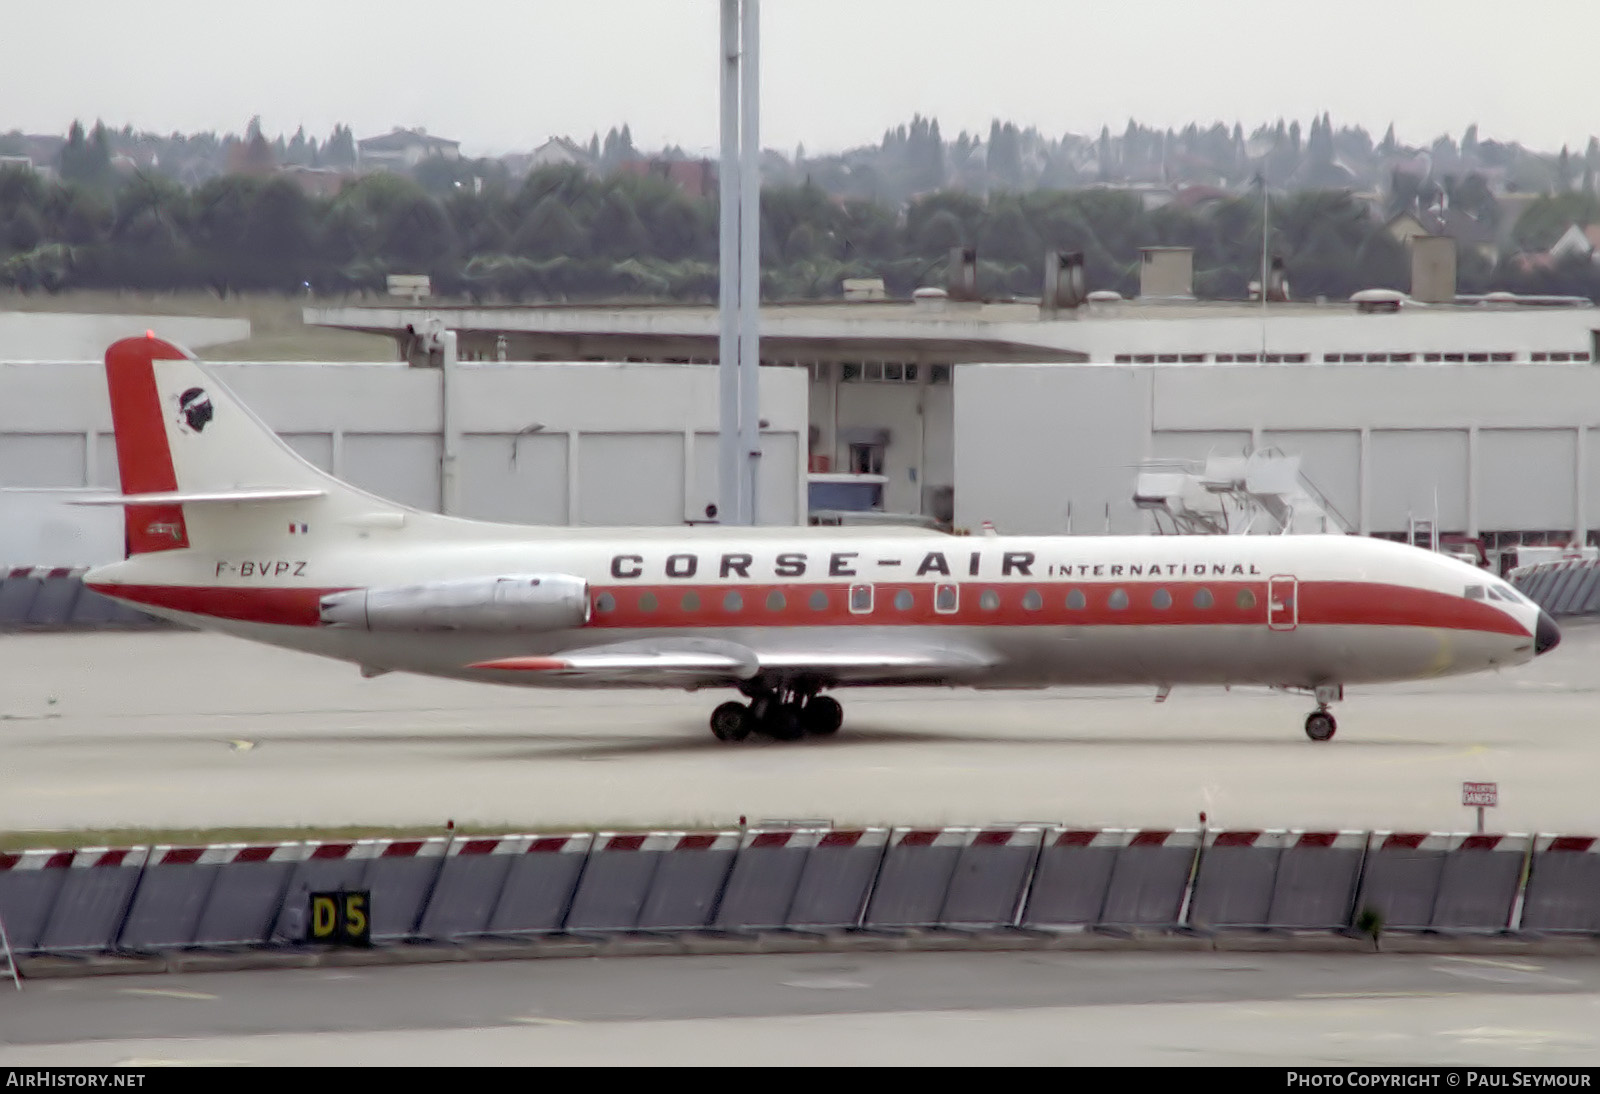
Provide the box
[1544,223,1600,264]
[357,128,460,169]
[1385,206,1500,265]
[280,165,351,199]
[531,137,593,171]
[616,157,716,199]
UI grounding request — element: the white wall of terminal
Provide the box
[0,360,807,565]
[1061,303,1600,361]
[955,361,1600,538]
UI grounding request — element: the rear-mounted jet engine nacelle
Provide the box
[319,574,590,631]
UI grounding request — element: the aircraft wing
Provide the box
[468,635,995,687]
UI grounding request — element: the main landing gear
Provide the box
[1303,684,1342,742]
[709,685,843,743]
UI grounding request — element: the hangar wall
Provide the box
[0,360,807,566]
[955,362,1600,539]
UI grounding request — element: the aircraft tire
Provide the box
[1304,711,1337,742]
[710,701,752,742]
[802,696,843,736]
[763,705,804,741]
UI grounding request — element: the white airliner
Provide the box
[82,334,1560,743]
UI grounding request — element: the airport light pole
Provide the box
[717,0,761,525]
[738,0,762,526]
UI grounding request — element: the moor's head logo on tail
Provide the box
[177,387,213,433]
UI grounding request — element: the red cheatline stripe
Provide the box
[819,830,866,847]
[460,839,501,855]
[94,850,131,867]
[582,578,1530,637]
[47,568,73,579]
[527,837,574,853]
[1382,833,1428,850]
[160,847,204,865]
[88,577,1531,637]
[898,829,940,847]
[677,834,718,851]
[1054,830,1098,847]
[311,843,355,859]
[1548,836,1598,852]
[605,835,647,852]
[383,840,425,858]
[1458,834,1504,851]
[85,584,339,627]
[1213,831,1263,847]
[1296,832,1338,847]
[1130,830,1174,846]
[974,829,1017,846]
[236,846,278,863]
[0,853,16,870]
[749,832,794,848]
[7,567,33,579]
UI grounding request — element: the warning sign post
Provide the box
[1462,781,1497,833]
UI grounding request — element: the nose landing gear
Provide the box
[1303,684,1342,741]
[707,685,843,742]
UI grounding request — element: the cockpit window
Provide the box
[1464,585,1485,599]
[1495,582,1535,607]
[1484,587,1506,602]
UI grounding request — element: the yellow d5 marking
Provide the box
[308,890,371,946]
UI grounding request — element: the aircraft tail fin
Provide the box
[103,333,412,555]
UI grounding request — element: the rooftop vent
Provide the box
[946,247,978,302]
[1410,234,1457,305]
[1041,250,1087,316]
[841,277,886,302]
[912,286,949,313]
[1139,246,1194,299]
[1351,288,1408,314]
[1086,290,1124,303]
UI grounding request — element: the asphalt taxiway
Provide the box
[1,625,1597,835]
[2,951,1598,1066]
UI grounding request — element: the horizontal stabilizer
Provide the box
[70,489,326,506]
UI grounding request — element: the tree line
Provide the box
[7,162,1600,303]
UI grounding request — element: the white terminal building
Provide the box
[8,242,1600,571]
[305,243,1600,567]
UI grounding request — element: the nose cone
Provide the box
[1535,610,1562,655]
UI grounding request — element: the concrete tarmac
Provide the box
[1,951,1597,1066]
[2,625,1598,834]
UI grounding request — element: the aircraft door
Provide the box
[1267,575,1298,631]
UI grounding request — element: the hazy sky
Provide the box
[7,0,1598,156]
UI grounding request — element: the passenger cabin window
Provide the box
[1193,588,1214,609]
[766,590,786,611]
[979,589,1001,611]
[893,589,914,611]
[1151,588,1172,610]
[1107,588,1129,610]
[1065,589,1086,610]
[1022,590,1043,611]
[723,590,743,612]
[681,592,701,611]
[639,593,658,612]
[934,583,958,613]
[809,590,829,611]
[1236,589,1257,609]
[596,593,616,613]
[849,584,874,613]
[1465,585,1486,600]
